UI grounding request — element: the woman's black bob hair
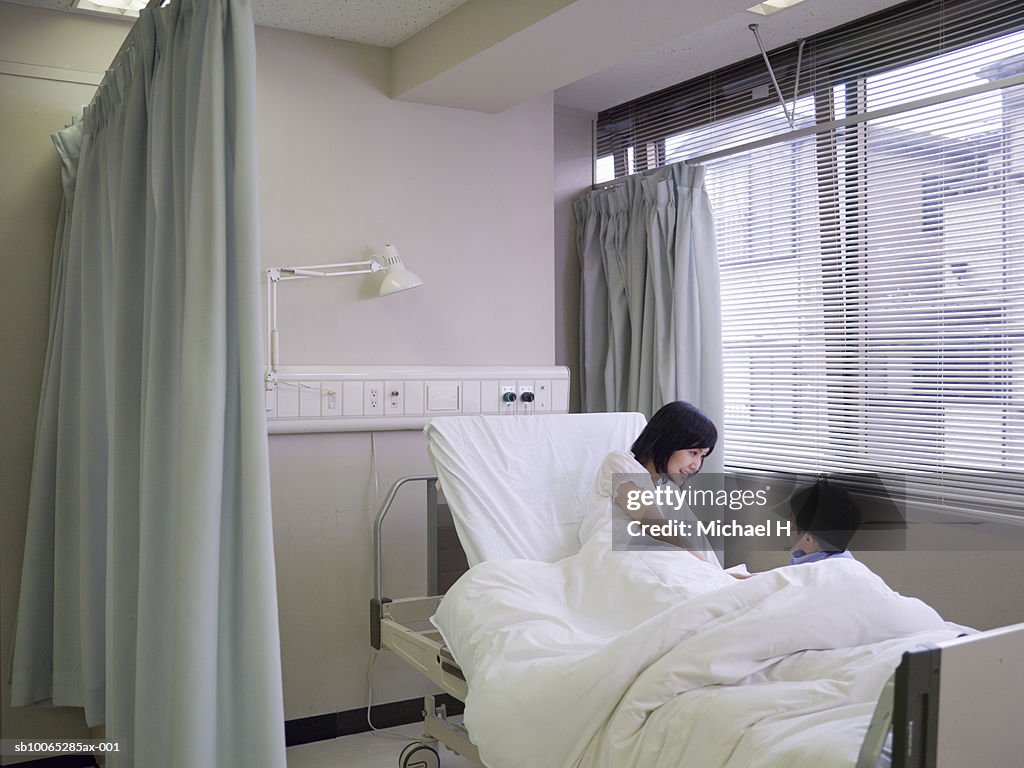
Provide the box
[630,401,718,474]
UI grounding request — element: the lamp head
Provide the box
[378,243,424,296]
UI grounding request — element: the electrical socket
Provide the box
[385,381,403,415]
[323,384,340,416]
[364,381,383,414]
[518,384,535,413]
[500,385,517,411]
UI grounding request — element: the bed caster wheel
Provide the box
[399,742,440,768]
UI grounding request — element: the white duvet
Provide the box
[432,524,963,768]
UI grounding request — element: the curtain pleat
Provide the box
[574,165,724,472]
[10,1,286,766]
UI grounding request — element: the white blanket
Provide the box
[432,525,962,768]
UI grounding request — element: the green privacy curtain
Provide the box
[574,163,724,470]
[9,1,286,765]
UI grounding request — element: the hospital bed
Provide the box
[371,412,646,767]
[370,412,1024,768]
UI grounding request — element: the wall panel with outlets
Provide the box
[266,366,570,433]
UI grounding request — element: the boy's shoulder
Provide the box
[789,549,855,565]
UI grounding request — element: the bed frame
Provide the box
[371,472,1024,768]
[370,474,482,768]
[888,621,1024,767]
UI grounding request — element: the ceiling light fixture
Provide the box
[747,0,808,16]
[72,0,150,19]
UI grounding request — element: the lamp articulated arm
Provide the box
[264,245,423,387]
[266,260,382,385]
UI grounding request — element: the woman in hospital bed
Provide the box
[432,403,961,768]
[579,400,742,570]
[589,399,713,547]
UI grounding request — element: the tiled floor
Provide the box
[287,723,481,768]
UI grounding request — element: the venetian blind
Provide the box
[595,0,1024,520]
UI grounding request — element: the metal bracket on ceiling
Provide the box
[749,23,805,130]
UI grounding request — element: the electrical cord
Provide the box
[365,649,413,739]
[365,432,411,740]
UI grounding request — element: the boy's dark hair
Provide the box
[630,401,718,474]
[789,477,861,552]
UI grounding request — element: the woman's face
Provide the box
[664,447,710,484]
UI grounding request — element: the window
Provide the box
[594,0,1024,519]
[708,29,1024,482]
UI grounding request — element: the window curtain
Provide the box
[574,163,724,469]
[9,1,287,766]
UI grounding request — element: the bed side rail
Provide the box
[372,473,438,605]
[857,671,895,768]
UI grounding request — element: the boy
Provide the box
[788,476,861,565]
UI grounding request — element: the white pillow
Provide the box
[425,412,648,565]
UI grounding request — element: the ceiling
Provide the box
[11,0,912,113]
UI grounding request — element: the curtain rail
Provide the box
[82,0,166,119]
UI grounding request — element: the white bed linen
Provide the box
[432,522,961,768]
[425,413,648,565]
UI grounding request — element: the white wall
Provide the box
[253,25,555,718]
[257,26,554,368]
[553,105,595,411]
